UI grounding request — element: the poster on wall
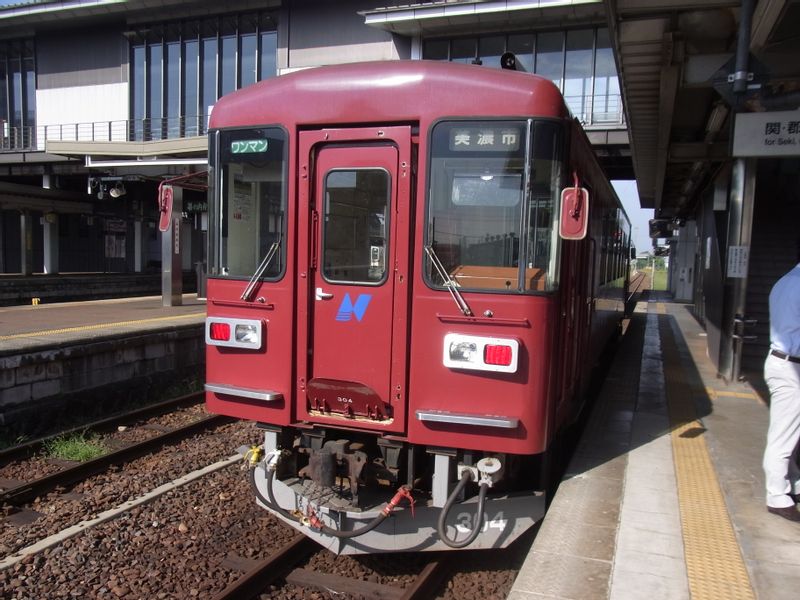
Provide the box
[726,245,749,279]
[104,219,126,259]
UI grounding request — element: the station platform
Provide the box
[509,295,800,599]
[0,294,206,355]
[0,295,206,435]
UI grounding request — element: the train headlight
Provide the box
[443,333,519,373]
[235,323,259,344]
[449,341,477,362]
[206,317,263,350]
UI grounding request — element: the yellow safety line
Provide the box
[657,303,756,599]
[0,313,202,341]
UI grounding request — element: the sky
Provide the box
[612,180,653,253]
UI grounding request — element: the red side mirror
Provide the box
[158,184,173,233]
[559,174,589,240]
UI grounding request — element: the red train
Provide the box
[204,60,631,554]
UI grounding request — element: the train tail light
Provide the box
[209,322,231,341]
[443,334,519,373]
[206,317,263,350]
[484,344,513,366]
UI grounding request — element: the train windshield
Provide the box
[209,128,287,280]
[426,120,563,293]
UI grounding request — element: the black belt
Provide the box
[771,349,800,364]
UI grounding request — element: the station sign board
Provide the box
[732,110,800,157]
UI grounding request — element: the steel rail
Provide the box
[210,536,318,600]
[0,412,231,506]
[0,391,205,464]
[399,555,452,600]
[212,533,451,600]
[625,271,648,306]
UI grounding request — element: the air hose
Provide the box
[247,454,414,539]
[436,469,490,549]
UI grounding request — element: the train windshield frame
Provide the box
[425,118,564,293]
[208,127,288,281]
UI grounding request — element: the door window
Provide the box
[322,169,390,285]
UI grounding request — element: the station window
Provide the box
[422,28,623,127]
[0,40,36,151]
[129,12,278,141]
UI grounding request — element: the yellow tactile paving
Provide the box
[0,313,202,341]
[705,387,760,401]
[656,302,756,600]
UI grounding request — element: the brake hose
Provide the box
[247,459,412,539]
[436,469,490,549]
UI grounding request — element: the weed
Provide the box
[43,431,106,462]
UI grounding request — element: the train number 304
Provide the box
[455,511,508,534]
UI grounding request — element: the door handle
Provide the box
[315,287,334,300]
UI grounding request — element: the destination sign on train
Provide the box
[449,127,521,152]
[230,139,269,154]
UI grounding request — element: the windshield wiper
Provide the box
[424,245,473,317]
[241,238,281,301]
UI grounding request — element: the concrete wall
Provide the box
[0,325,204,438]
[36,28,129,146]
[285,0,409,70]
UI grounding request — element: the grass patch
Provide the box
[43,431,107,462]
[652,269,668,291]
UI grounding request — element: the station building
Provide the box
[0,0,796,384]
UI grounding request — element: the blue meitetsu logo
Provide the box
[336,294,372,322]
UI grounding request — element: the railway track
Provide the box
[0,391,205,464]
[2,422,530,598]
[212,535,452,600]
[0,412,230,506]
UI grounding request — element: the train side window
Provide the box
[526,121,563,290]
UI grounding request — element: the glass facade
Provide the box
[129,12,278,141]
[0,40,36,150]
[422,28,623,126]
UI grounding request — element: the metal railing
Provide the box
[0,95,625,154]
[0,115,210,153]
[564,93,626,128]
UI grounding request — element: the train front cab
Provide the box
[203,93,627,553]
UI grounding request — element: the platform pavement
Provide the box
[509,294,800,600]
[0,294,206,355]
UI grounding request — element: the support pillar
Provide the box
[0,211,5,272]
[161,187,183,306]
[134,220,144,273]
[719,157,756,382]
[19,211,33,275]
[43,214,59,274]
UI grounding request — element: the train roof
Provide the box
[210,60,568,130]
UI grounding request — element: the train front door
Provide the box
[297,127,412,433]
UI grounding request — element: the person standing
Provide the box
[763,246,800,522]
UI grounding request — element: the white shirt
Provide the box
[769,263,800,357]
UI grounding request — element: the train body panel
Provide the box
[203,60,631,553]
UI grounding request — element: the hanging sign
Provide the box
[732,110,800,157]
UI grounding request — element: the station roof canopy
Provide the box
[362,0,607,34]
[607,0,800,220]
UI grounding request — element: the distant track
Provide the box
[0,391,204,464]
[1,407,229,506]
